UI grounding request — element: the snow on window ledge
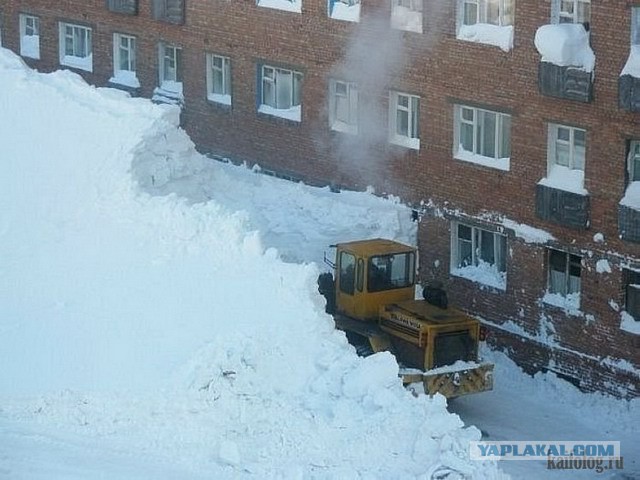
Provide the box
[534,24,595,73]
[542,291,581,316]
[329,1,360,22]
[208,93,232,106]
[331,121,357,135]
[109,70,140,89]
[457,24,513,52]
[621,45,640,78]
[620,181,640,210]
[258,104,301,122]
[61,54,93,72]
[538,164,587,196]
[257,0,302,13]
[20,35,40,59]
[390,135,420,150]
[620,311,640,335]
[451,264,506,291]
[391,7,422,33]
[455,147,510,171]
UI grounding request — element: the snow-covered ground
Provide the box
[0,47,637,479]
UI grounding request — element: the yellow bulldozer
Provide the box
[318,238,494,398]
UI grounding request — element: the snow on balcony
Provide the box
[457,24,513,52]
[109,70,141,89]
[329,0,360,22]
[621,181,640,210]
[538,164,587,195]
[258,104,301,122]
[20,35,40,59]
[257,0,301,13]
[534,23,595,72]
[621,311,640,335]
[622,45,640,79]
[61,53,93,72]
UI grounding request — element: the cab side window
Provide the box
[339,252,356,295]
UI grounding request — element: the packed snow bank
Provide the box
[0,49,502,478]
[534,23,595,72]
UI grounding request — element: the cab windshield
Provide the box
[367,252,415,292]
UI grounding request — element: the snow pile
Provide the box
[257,0,302,13]
[621,311,640,335]
[0,49,502,478]
[622,45,640,78]
[538,164,587,195]
[457,24,513,52]
[329,0,360,22]
[391,5,422,33]
[621,180,640,210]
[534,24,595,72]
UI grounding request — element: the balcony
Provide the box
[538,62,593,103]
[619,204,640,243]
[619,75,640,112]
[536,184,589,230]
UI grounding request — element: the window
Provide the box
[625,269,640,321]
[339,251,356,295]
[389,91,419,150]
[329,80,358,134]
[19,14,40,60]
[451,223,506,289]
[152,0,184,24]
[257,0,302,13]
[107,0,138,15]
[328,0,360,22]
[158,43,183,92]
[632,7,640,46]
[259,65,303,122]
[111,33,138,88]
[391,0,423,33]
[552,0,590,25]
[58,23,93,72]
[457,0,514,50]
[454,105,511,170]
[627,141,640,184]
[206,54,231,105]
[546,124,586,190]
[547,249,581,298]
[461,0,513,26]
[367,252,415,292]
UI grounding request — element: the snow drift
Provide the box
[0,49,503,478]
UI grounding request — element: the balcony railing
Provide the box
[538,62,593,103]
[619,75,640,112]
[619,204,640,243]
[536,184,590,229]
[107,0,138,15]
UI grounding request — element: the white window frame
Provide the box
[450,222,507,289]
[389,91,419,150]
[19,14,40,59]
[259,65,303,122]
[453,105,511,170]
[58,22,93,72]
[547,249,581,298]
[206,53,232,106]
[158,43,182,93]
[391,0,423,33]
[329,79,358,134]
[113,33,136,74]
[547,124,586,172]
[552,0,590,25]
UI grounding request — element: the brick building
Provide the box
[0,0,638,398]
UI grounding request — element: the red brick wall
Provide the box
[1,0,638,397]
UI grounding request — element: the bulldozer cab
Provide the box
[333,239,416,322]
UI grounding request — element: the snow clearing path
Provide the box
[0,48,502,478]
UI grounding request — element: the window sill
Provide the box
[390,135,419,150]
[208,93,231,106]
[60,54,93,72]
[390,8,422,33]
[454,148,510,171]
[457,24,514,52]
[257,0,302,13]
[331,121,357,135]
[620,311,640,335]
[542,291,582,316]
[329,2,360,22]
[109,71,141,89]
[451,266,506,291]
[258,104,301,122]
